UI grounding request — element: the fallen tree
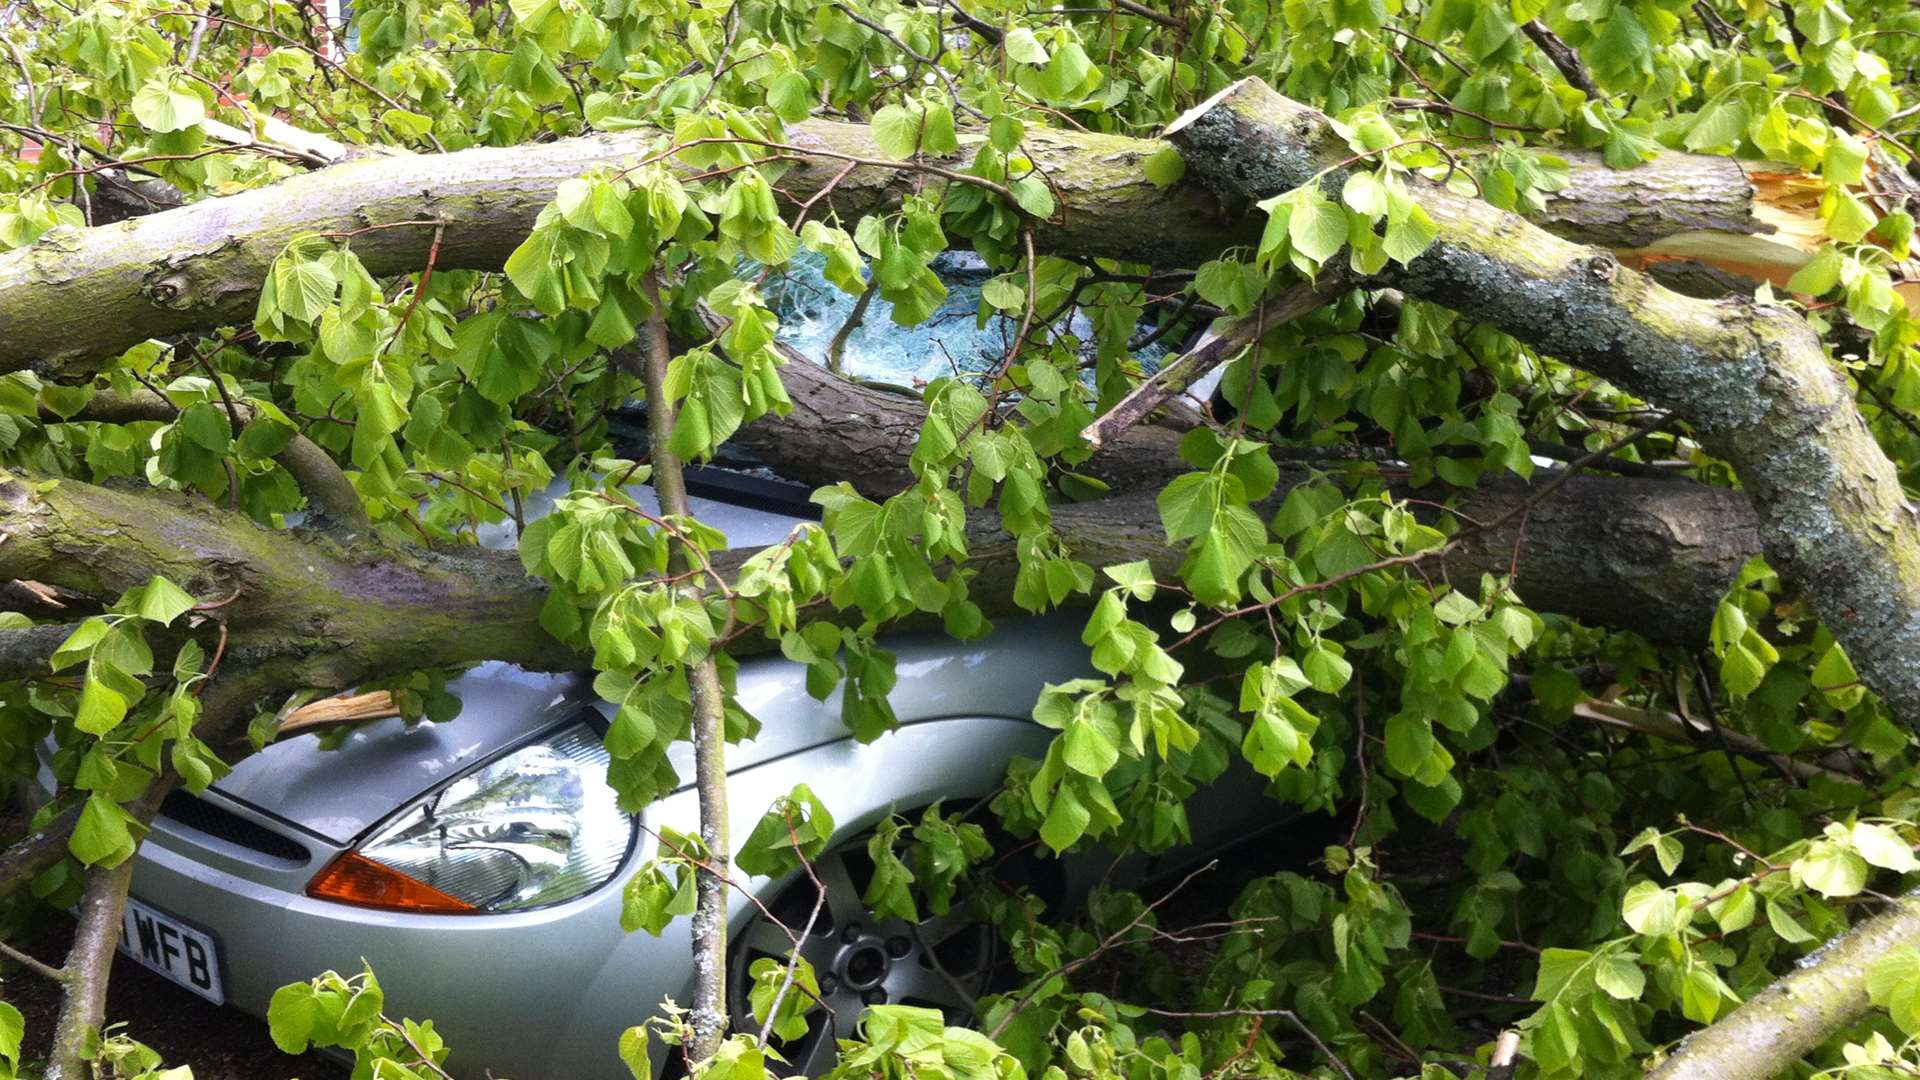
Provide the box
[0,116,1833,375]
[6,2,1920,1078]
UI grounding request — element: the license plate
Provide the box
[119,898,225,1005]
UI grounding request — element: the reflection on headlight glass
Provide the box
[357,723,632,912]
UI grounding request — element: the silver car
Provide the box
[35,473,1255,1079]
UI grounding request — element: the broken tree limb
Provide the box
[275,690,403,736]
[738,358,1760,640]
[48,390,368,532]
[201,114,351,168]
[0,467,578,683]
[1645,888,1920,1080]
[1,444,1757,702]
[1080,282,1332,450]
[1572,700,1855,783]
[735,355,1761,642]
[1164,77,1920,731]
[723,327,1203,498]
[0,621,81,681]
[0,802,79,901]
[0,113,1825,376]
[1520,19,1600,98]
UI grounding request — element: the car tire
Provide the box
[726,814,1046,1077]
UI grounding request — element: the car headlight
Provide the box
[307,722,634,914]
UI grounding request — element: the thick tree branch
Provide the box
[0,116,1816,375]
[48,390,369,532]
[1646,889,1920,1080]
[743,359,1759,641]
[1164,78,1920,729]
[0,621,80,680]
[0,468,575,681]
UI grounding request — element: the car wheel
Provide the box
[727,832,1000,1076]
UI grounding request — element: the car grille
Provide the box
[160,791,311,864]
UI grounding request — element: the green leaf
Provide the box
[1104,560,1157,601]
[1827,192,1877,244]
[1796,839,1869,898]
[178,402,232,451]
[1707,883,1756,932]
[1620,880,1683,936]
[1011,176,1055,219]
[132,72,206,132]
[1851,822,1918,873]
[1593,953,1645,1000]
[1382,202,1437,264]
[70,793,138,866]
[75,674,130,735]
[1062,716,1119,777]
[1787,247,1844,296]
[503,221,567,315]
[1004,27,1050,64]
[1530,947,1592,1002]
[1040,781,1090,851]
[618,1026,651,1080]
[1766,899,1816,943]
[1681,967,1724,1024]
[125,576,197,625]
[50,619,108,672]
[267,982,320,1054]
[871,104,922,159]
[1683,97,1749,151]
[1341,172,1388,218]
[1825,133,1870,186]
[1143,146,1186,189]
[1288,193,1348,266]
[767,72,814,123]
[1868,949,1920,1036]
[271,256,340,325]
[1302,645,1353,693]
[0,1000,20,1070]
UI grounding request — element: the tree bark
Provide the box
[43,859,134,1080]
[0,802,79,900]
[0,117,1808,376]
[0,467,577,686]
[1646,889,1920,1080]
[632,276,731,1059]
[2,417,1758,694]
[44,390,368,532]
[1163,78,1920,730]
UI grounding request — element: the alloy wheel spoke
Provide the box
[745,919,802,959]
[817,854,867,929]
[913,911,969,949]
[830,994,865,1038]
[883,960,975,1014]
[795,1022,839,1077]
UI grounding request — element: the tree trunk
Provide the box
[1163,78,1920,730]
[0,117,1810,376]
[2,419,1757,704]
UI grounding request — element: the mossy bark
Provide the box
[1646,889,1920,1080]
[2,115,1784,375]
[1167,78,1920,731]
[2,430,1756,704]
